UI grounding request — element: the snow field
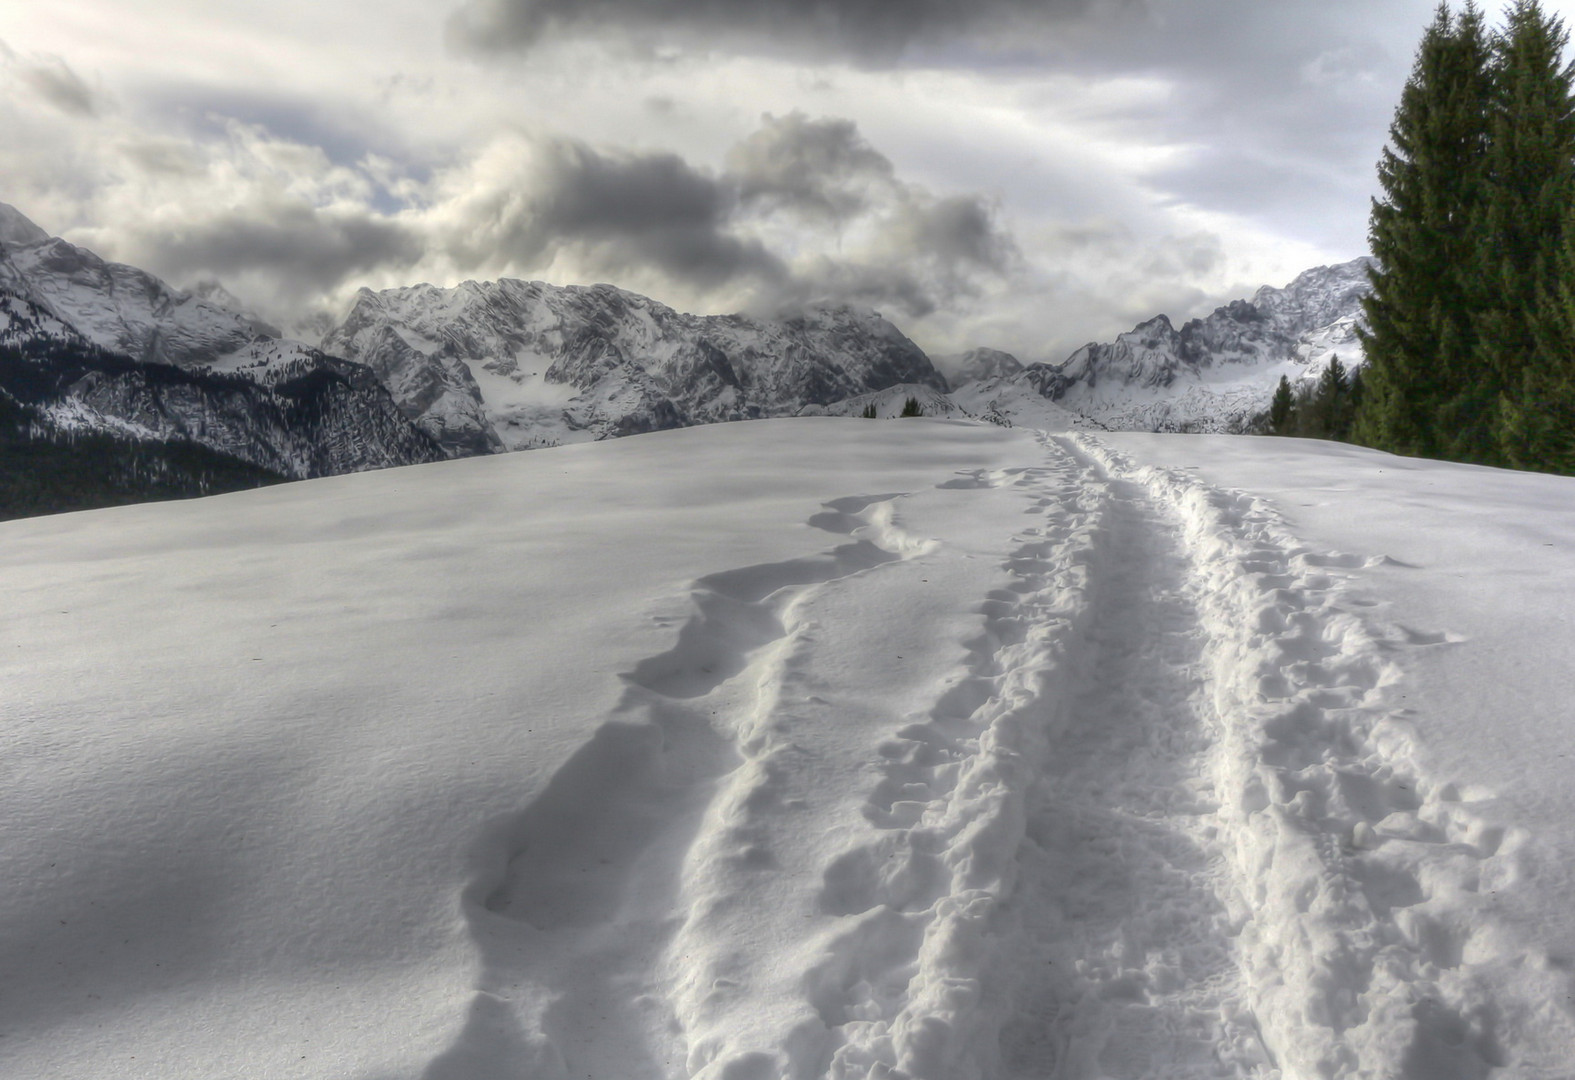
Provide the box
[429,449,1126,1079]
[7,418,1575,1079]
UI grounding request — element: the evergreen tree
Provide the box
[1356,2,1494,457]
[861,403,878,419]
[1469,0,1575,463]
[1501,218,1575,470]
[1269,374,1295,433]
[899,396,923,417]
[1317,355,1353,438]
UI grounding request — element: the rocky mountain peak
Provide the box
[0,202,50,249]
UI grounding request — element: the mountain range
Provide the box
[0,199,1373,516]
[320,278,946,455]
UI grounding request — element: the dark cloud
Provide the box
[439,0,1427,263]
[443,137,788,290]
[17,56,98,117]
[118,138,206,177]
[434,117,1016,319]
[725,115,1017,317]
[447,0,1122,58]
[779,198,1014,319]
[719,113,1017,315]
[727,112,893,223]
[886,195,1012,271]
[786,259,940,317]
[131,203,423,303]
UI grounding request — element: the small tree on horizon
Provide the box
[899,396,923,418]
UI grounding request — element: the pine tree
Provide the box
[861,403,878,419]
[1356,2,1494,457]
[1502,216,1575,470]
[1317,356,1352,438]
[899,396,923,417]
[1269,375,1295,433]
[1475,0,1575,466]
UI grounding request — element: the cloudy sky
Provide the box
[3,0,1569,363]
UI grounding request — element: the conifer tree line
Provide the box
[1267,357,1363,440]
[1357,0,1575,472]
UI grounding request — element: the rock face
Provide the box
[971,259,1373,433]
[0,203,445,478]
[320,278,948,454]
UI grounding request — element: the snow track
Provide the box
[428,431,1568,1080]
[1072,436,1573,1079]
[1000,439,1268,1079]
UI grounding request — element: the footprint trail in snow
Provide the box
[425,433,1572,1080]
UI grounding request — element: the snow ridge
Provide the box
[997,437,1271,1077]
[425,430,1575,1079]
[436,493,935,1079]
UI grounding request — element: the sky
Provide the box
[2,0,1570,363]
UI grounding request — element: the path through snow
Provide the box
[428,431,1570,1080]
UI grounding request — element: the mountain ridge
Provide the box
[321,276,949,454]
[0,203,447,481]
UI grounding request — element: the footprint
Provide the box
[1301,551,1367,569]
[807,493,908,533]
[626,540,902,699]
[483,708,734,928]
[1395,625,1464,647]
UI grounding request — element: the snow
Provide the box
[4,417,1575,1079]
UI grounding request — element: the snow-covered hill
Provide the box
[320,278,947,454]
[5,418,1575,1079]
[0,203,445,478]
[957,259,1372,433]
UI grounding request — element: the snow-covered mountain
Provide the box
[320,278,948,455]
[0,203,444,479]
[958,259,1373,433]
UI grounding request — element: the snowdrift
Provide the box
[3,418,1574,1079]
